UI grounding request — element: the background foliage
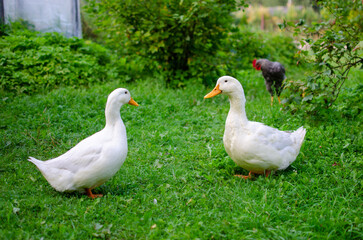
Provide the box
[84,0,246,87]
[0,23,129,94]
[1,1,361,119]
[279,0,363,116]
[234,3,320,32]
[220,27,297,73]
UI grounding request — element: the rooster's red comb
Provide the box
[252,59,257,68]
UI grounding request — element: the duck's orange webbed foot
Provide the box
[235,170,271,179]
[235,171,253,179]
[85,188,103,199]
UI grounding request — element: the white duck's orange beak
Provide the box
[204,84,222,99]
[128,97,139,106]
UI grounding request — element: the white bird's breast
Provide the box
[223,116,247,162]
[73,122,128,190]
[98,124,128,175]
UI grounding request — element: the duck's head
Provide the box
[204,76,244,99]
[107,88,139,109]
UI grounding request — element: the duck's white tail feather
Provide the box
[290,126,306,164]
[28,157,77,192]
[293,126,306,151]
[278,126,306,170]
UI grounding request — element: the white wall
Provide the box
[3,0,81,38]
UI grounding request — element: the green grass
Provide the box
[0,69,362,239]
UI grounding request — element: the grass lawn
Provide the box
[0,69,362,239]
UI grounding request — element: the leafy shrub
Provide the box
[85,0,245,87]
[0,19,36,37]
[283,77,363,120]
[0,27,125,94]
[279,0,363,116]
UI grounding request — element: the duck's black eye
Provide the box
[125,91,128,94]
[225,80,228,82]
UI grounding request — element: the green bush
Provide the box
[279,0,363,116]
[85,0,245,87]
[0,27,126,94]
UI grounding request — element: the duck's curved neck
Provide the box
[105,103,122,127]
[228,94,248,125]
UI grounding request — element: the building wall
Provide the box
[2,0,81,38]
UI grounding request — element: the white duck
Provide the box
[204,76,306,178]
[28,88,138,198]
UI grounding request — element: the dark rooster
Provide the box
[253,59,286,106]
